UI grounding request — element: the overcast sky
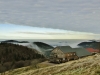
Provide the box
[0,0,100,39]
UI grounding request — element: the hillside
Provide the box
[3,54,100,75]
[0,43,44,73]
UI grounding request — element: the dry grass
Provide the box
[2,54,100,75]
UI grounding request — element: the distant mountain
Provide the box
[33,42,54,57]
[1,40,19,43]
[18,41,29,43]
[33,42,54,50]
[78,41,100,49]
[1,40,29,43]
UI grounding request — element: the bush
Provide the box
[0,64,6,73]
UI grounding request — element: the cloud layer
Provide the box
[0,0,100,33]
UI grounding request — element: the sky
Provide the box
[0,0,100,39]
[0,24,100,39]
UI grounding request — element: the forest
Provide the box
[0,43,44,73]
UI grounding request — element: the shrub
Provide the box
[14,61,24,68]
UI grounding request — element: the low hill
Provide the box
[3,54,100,75]
[0,40,54,57]
[33,42,54,57]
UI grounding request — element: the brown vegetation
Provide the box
[4,54,100,75]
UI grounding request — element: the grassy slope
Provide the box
[4,54,100,75]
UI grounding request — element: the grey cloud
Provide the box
[0,0,100,33]
[16,30,95,35]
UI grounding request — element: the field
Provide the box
[2,54,100,75]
